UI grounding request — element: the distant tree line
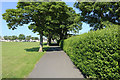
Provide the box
[1,34,39,41]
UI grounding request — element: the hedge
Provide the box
[60,25,120,79]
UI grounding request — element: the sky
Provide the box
[1,1,91,38]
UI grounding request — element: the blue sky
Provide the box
[1,1,91,37]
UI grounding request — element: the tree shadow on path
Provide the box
[24,46,62,52]
[46,46,62,52]
[24,47,49,52]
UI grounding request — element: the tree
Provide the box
[51,33,59,42]
[4,36,9,40]
[11,35,18,40]
[18,34,25,41]
[55,13,82,44]
[26,35,31,41]
[34,37,39,40]
[8,36,12,40]
[31,37,39,40]
[31,37,35,40]
[74,2,120,30]
[43,4,82,45]
[2,2,82,52]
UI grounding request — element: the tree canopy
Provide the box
[31,37,39,40]
[2,2,82,52]
[26,35,32,40]
[11,35,18,40]
[74,2,120,30]
[3,36,9,40]
[18,34,25,40]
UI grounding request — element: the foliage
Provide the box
[11,35,18,40]
[3,36,9,40]
[34,37,39,40]
[18,34,25,40]
[2,2,82,51]
[26,35,32,40]
[60,24,120,79]
[74,2,120,30]
[3,35,39,41]
[3,36,17,40]
[8,36,13,40]
[31,37,39,40]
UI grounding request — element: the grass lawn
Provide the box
[2,42,48,78]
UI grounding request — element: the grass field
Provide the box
[2,42,48,78]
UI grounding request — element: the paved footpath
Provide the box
[28,46,84,78]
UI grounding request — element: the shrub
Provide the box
[60,25,120,79]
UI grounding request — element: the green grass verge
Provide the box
[2,42,48,78]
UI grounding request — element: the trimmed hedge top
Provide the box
[60,25,120,79]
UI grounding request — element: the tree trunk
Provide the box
[60,33,63,41]
[48,34,52,46]
[47,38,49,46]
[64,31,67,39]
[39,32,43,52]
[57,33,63,45]
[47,33,52,46]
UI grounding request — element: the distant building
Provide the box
[0,37,48,42]
[43,38,47,42]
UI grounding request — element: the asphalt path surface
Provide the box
[28,46,84,78]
